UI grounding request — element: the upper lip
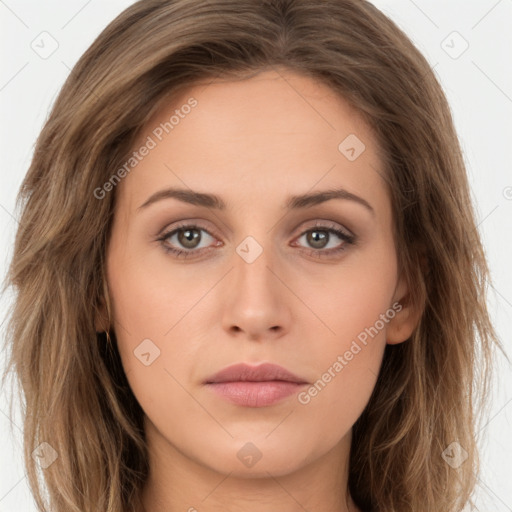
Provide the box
[205,363,308,384]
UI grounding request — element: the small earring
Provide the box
[105,330,113,349]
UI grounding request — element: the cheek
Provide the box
[105,244,207,399]
[293,240,397,420]
[293,300,391,452]
[107,263,203,427]
[107,238,209,338]
[300,239,398,352]
[294,348,383,459]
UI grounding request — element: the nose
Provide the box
[221,238,292,342]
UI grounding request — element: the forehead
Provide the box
[118,68,386,214]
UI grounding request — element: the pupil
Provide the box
[308,230,327,248]
[179,229,200,248]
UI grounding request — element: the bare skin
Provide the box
[96,67,419,512]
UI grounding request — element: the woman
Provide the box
[1,0,499,511]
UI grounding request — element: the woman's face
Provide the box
[99,69,417,478]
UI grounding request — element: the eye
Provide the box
[157,221,356,260]
[292,222,356,258]
[157,223,220,258]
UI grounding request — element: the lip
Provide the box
[204,363,308,408]
[205,362,307,384]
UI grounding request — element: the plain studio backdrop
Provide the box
[0,1,511,511]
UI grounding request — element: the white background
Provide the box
[1,1,511,510]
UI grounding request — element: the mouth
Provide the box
[204,362,309,408]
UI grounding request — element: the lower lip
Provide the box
[205,381,307,407]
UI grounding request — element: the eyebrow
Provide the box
[137,187,374,215]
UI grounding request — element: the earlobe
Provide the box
[386,276,424,345]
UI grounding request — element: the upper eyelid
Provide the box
[159,221,217,240]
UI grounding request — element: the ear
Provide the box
[94,296,109,333]
[386,274,423,345]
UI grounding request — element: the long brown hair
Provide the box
[2,1,499,510]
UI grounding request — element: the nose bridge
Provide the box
[221,231,291,337]
[233,233,277,299]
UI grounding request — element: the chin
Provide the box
[191,436,319,478]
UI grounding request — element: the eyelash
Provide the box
[156,222,356,260]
